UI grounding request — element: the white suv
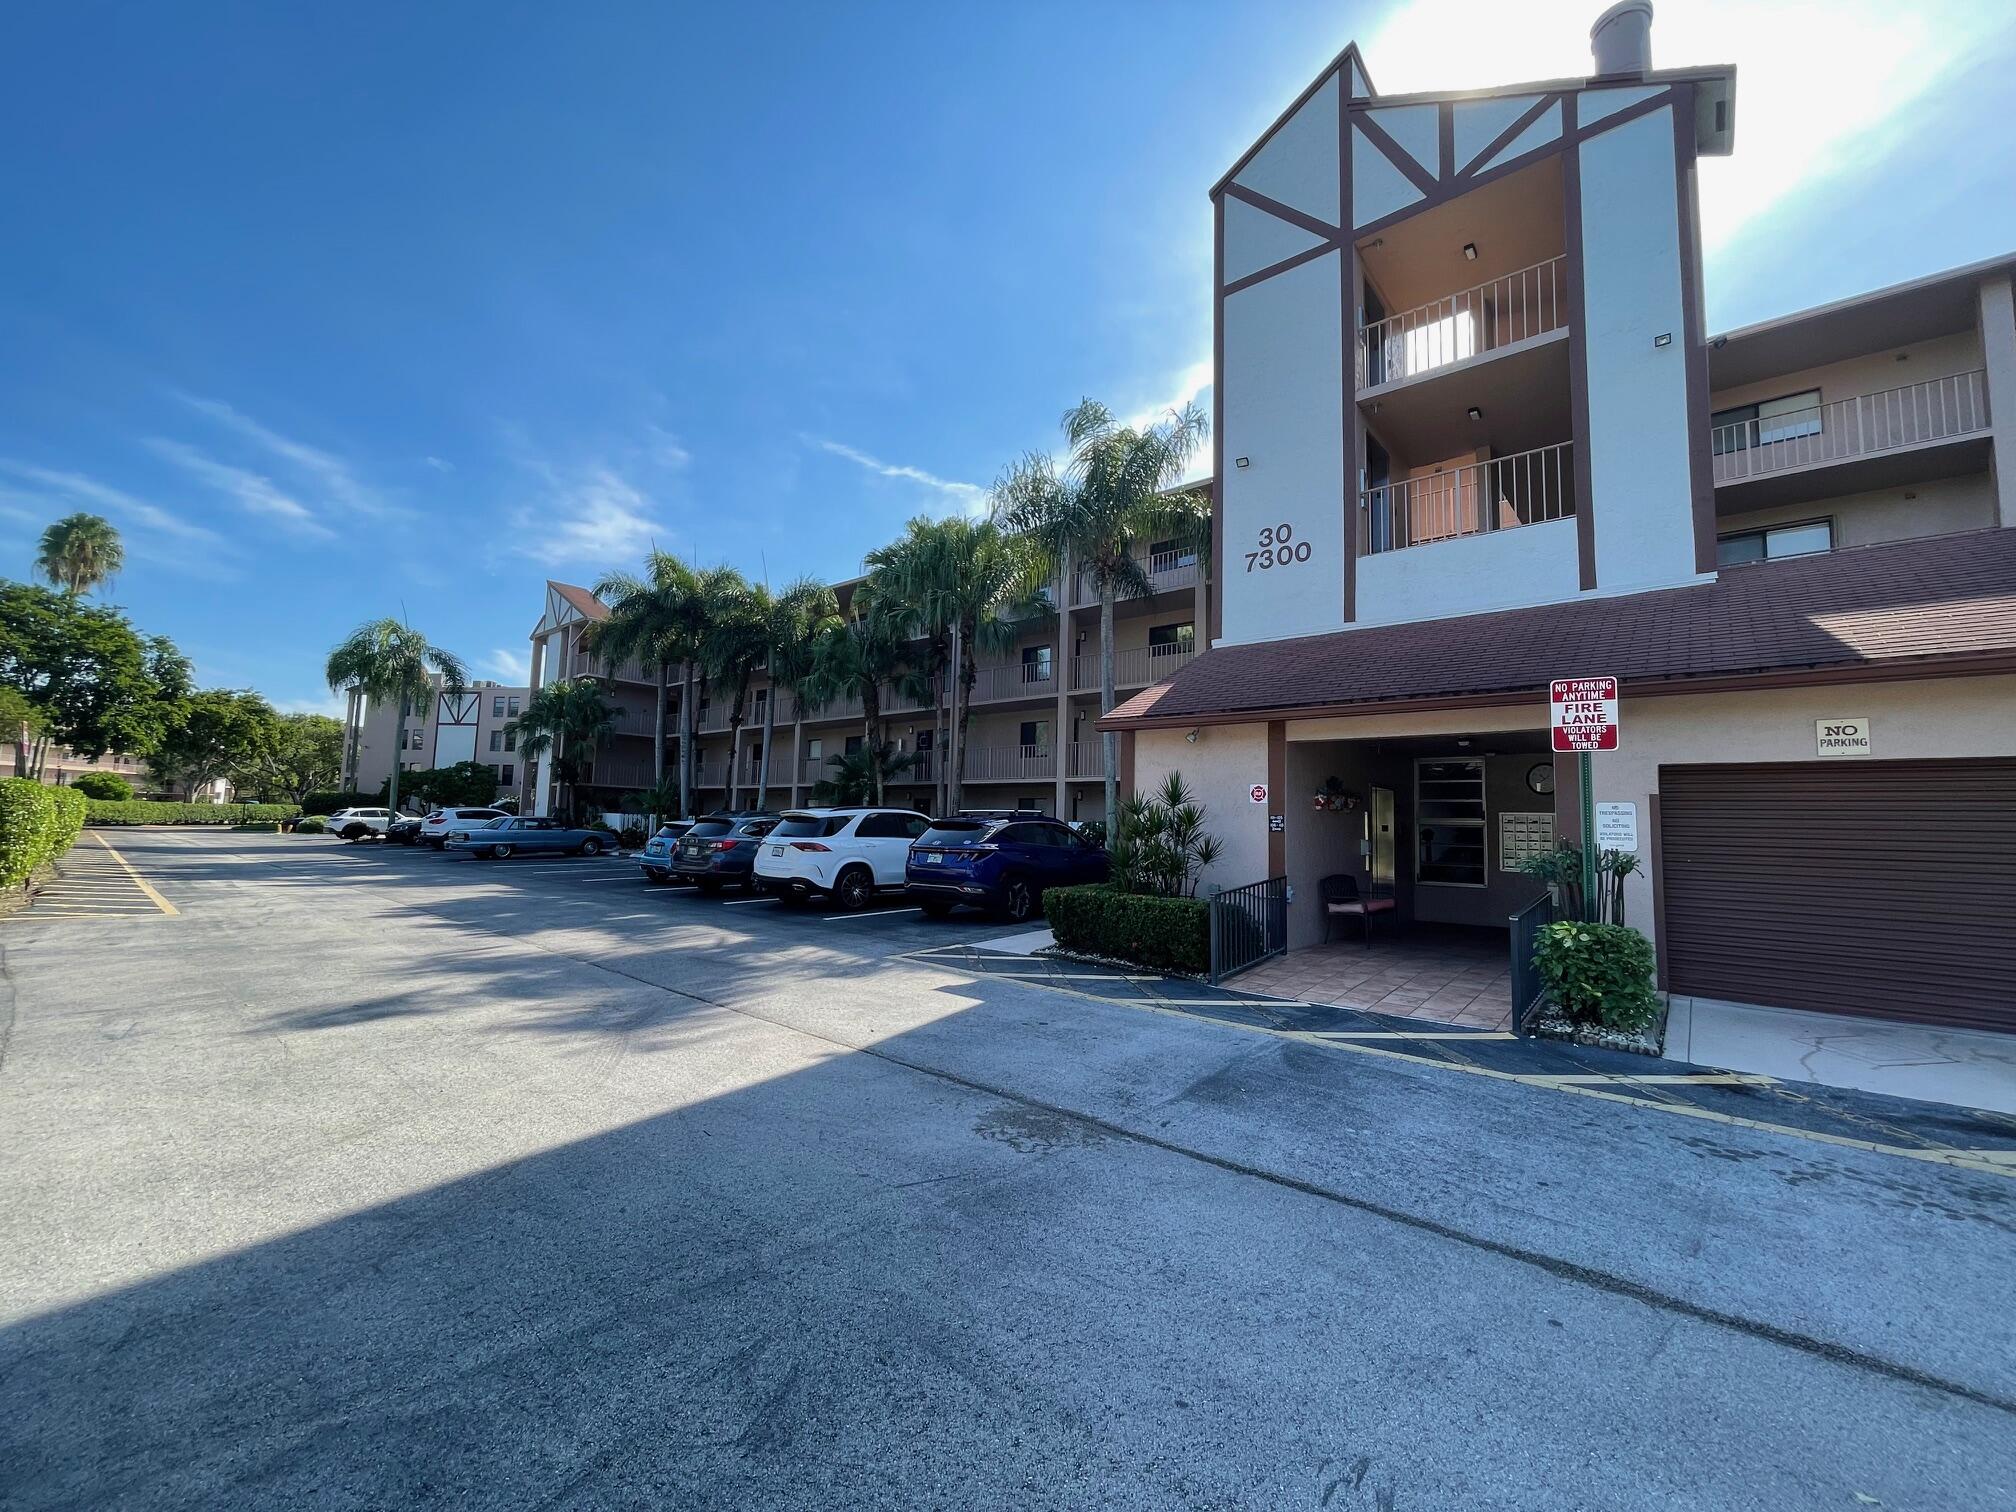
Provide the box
[754,807,931,911]
[327,807,396,841]
[420,807,509,849]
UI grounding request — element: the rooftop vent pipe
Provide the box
[1590,0,1654,77]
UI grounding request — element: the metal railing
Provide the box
[1208,876,1289,984]
[1507,892,1556,1037]
[1066,741,1105,780]
[799,693,864,723]
[1359,440,1575,556]
[1070,545,1202,605]
[1709,370,1989,484]
[1357,254,1567,389]
[970,662,1058,702]
[962,744,1057,781]
[1069,643,1196,693]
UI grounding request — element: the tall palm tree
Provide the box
[589,551,703,820]
[36,513,124,597]
[693,570,770,809]
[994,398,1208,834]
[797,587,910,805]
[509,677,622,820]
[865,520,954,812]
[324,619,469,822]
[752,577,838,811]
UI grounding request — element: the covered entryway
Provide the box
[1658,759,2016,1032]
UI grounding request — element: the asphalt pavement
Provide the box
[2,828,2011,1511]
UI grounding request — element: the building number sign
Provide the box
[1246,522,1313,573]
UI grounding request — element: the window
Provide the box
[1416,758,1486,887]
[806,738,824,760]
[500,765,514,786]
[1022,645,1053,682]
[774,813,849,839]
[1717,519,1833,566]
[915,730,933,752]
[1712,390,1821,454]
[492,695,504,718]
[504,730,516,753]
[1019,720,1050,752]
[844,734,863,756]
[856,812,923,840]
[408,729,424,750]
[1148,622,1195,658]
[507,696,520,717]
[489,730,503,752]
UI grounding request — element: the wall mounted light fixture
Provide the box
[1653,332,1673,347]
[1184,728,1201,744]
[1462,242,1478,261]
[1234,456,1250,468]
[1467,406,1483,421]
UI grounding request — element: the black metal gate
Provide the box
[1208,876,1288,984]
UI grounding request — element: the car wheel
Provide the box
[833,866,873,913]
[492,843,514,860]
[341,824,367,841]
[1002,877,1038,924]
[643,867,667,884]
[579,836,604,857]
[918,898,956,919]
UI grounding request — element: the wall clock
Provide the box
[1526,761,1556,796]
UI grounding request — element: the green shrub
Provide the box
[302,791,376,816]
[0,778,59,888]
[70,771,134,801]
[1533,921,1660,1031]
[620,822,647,849]
[48,786,86,854]
[85,800,301,826]
[293,815,329,835]
[1044,883,1210,976]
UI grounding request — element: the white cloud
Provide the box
[507,463,666,567]
[643,424,692,471]
[146,439,335,539]
[274,693,348,719]
[1358,1,2007,256]
[174,392,405,519]
[423,455,455,474]
[485,647,530,682]
[803,435,987,510]
[0,461,224,546]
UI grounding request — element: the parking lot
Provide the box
[4,828,2014,1510]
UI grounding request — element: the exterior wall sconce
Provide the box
[1185,728,1201,743]
[1467,406,1483,420]
[1462,243,1478,260]
[1653,332,1673,347]
[1234,457,1250,468]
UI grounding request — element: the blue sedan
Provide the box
[447,816,611,859]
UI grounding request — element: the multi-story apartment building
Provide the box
[522,553,1211,823]
[340,678,530,802]
[1102,4,2016,1054]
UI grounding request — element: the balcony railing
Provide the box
[1066,741,1107,780]
[1070,545,1202,606]
[1069,642,1197,693]
[799,693,864,723]
[1358,254,1567,389]
[1359,440,1575,557]
[1710,370,1989,485]
[963,745,1058,782]
[971,662,1059,703]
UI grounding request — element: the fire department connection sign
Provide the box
[1550,676,1619,752]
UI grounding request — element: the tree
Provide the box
[148,689,280,799]
[797,589,910,805]
[1109,772,1224,898]
[994,399,1208,834]
[509,678,621,820]
[693,569,768,810]
[401,761,504,809]
[36,513,125,597]
[70,770,133,801]
[239,713,346,803]
[808,742,918,807]
[324,619,468,820]
[589,551,706,820]
[752,578,837,812]
[0,582,191,774]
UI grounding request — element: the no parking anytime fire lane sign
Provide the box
[1550,676,1619,752]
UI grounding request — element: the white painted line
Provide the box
[823,907,924,922]
[1524,1073,1776,1086]
[1310,1031,1517,1041]
[722,896,777,905]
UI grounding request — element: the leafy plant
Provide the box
[809,743,917,807]
[620,822,647,849]
[325,619,468,827]
[1073,819,1107,848]
[293,815,329,835]
[301,790,378,816]
[509,678,621,820]
[1518,843,1642,924]
[1043,883,1210,976]
[0,776,88,888]
[401,761,504,809]
[1108,771,1223,898]
[48,785,85,853]
[70,771,134,801]
[0,581,192,773]
[1532,921,1660,1031]
[84,801,299,826]
[36,513,124,597]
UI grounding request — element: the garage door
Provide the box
[1658,759,2016,1031]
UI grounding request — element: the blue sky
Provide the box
[3,1,2013,715]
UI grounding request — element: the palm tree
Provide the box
[324,619,469,822]
[797,588,910,805]
[752,577,838,812]
[509,678,622,820]
[809,742,918,807]
[37,513,124,597]
[589,551,704,821]
[994,398,1208,834]
[693,570,769,809]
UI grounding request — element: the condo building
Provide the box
[340,678,531,801]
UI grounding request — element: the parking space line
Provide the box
[822,907,924,922]
[91,834,178,916]
[722,897,776,905]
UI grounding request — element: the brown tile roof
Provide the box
[550,581,609,623]
[1105,527,2016,729]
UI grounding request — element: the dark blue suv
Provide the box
[672,813,779,891]
[905,813,1108,922]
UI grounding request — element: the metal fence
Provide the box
[1507,892,1556,1037]
[1359,440,1575,555]
[1208,876,1289,984]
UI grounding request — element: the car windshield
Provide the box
[654,824,687,838]
[772,814,849,839]
[686,820,735,839]
[918,820,991,846]
[479,817,510,829]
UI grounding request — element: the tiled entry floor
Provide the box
[1235,928,1513,1031]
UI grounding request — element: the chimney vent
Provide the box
[1590,0,1654,77]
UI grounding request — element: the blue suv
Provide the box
[905,813,1108,922]
[671,813,779,891]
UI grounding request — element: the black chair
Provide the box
[1320,873,1394,949]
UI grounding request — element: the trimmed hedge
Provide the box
[85,800,301,826]
[0,777,88,888]
[70,771,134,801]
[1043,883,1210,977]
[302,791,378,816]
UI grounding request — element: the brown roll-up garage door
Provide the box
[1658,759,2016,1032]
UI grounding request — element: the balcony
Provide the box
[1066,741,1107,780]
[1069,545,1202,607]
[1710,371,1990,509]
[970,662,1059,704]
[799,693,864,723]
[1358,441,1575,557]
[1357,255,1567,392]
[963,745,1058,782]
[1069,642,1197,693]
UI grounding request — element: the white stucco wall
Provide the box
[1220,251,1346,646]
[1718,472,1996,550]
[1579,106,1700,595]
[1708,329,1984,415]
[1133,724,1271,894]
[1353,516,1582,626]
[1231,74,1339,225]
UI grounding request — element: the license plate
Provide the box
[921,852,942,865]
[770,845,783,857]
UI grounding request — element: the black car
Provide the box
[672,813,780,890]
[385,815,425,846]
